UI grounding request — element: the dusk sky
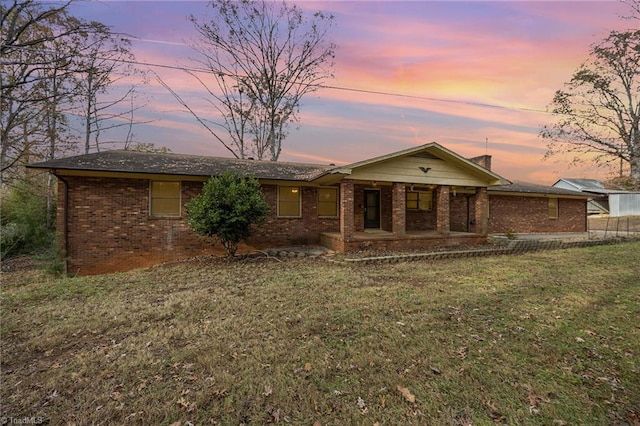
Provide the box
[70,1,634,184]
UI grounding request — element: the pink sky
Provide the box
[71,1,633,184]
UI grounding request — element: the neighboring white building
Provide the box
[553,178,640,217]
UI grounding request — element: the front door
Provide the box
[364,189,381,229]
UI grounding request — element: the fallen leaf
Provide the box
[575,337,585,343]
[177,396,195,412]
[212,389,227,399]
[268,406,281,422]
[483,399,505,421]
[357,396,366,409]
[263,384,273,396]
[397,385,415,403]
[304,362,312,371]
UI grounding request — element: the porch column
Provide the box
[474,187,489,235]
[340,180,354,241]
[392,182,406,236]
[436,185,450,234]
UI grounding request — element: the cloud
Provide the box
[68,0,628,184]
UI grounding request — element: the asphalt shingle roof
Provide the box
[28,150,335,182]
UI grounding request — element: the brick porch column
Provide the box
[436,185,450,234]
[474,187,489,235]
[340,180,354,241]
[392,182,406,236]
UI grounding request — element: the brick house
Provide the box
[29,142,588,275]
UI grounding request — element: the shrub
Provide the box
[0,181,55,259]
[186,171,269,256]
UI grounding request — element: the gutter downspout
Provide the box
[53,171,69,275]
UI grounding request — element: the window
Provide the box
[548,197,559,219]
[406,191,433,211]
[150,181,181,217]
[318,187,338,217]
[278,186,301,217]
[406,191,419,209]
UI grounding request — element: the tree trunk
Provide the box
[631,155,640,179]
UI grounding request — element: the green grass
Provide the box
[2,243,639,425]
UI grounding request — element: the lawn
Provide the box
[1,242,639,425]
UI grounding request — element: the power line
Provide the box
[104,56,553,114]
[319,84,548,114]
[3,45,551,115]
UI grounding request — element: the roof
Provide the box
[27,143,512,187]
[554,178,640,195]
[489,181,588,197]
[27,150,334,182]
[554,178,605,191]
[322,142,510,186]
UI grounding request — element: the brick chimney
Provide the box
[468,155,492,171]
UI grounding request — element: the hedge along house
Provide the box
[28,142,587,275]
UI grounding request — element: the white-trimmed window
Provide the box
[318,187,338,217]
[278,186,301,217]
[150,181,181,217]
[548,197,559,219]
[407,191,433,211]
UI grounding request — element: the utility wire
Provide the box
[3,45,551,114]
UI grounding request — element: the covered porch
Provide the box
[310,143,508,253]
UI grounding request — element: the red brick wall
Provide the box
[381,186,392,231]
[59,177,338,275]
[406,209,436,231]
[488,194,586,234]
[251,185,339,245]
[353,184,365,231]
[340,180,355,240]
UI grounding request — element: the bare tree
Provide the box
[1,1,149,187]
[1,0,83,186]
[540,29,640,180]
[186,0,335,160]
[1,0,78,68]
[622,0,640,19]
[73,22,148,154]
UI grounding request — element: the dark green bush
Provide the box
[186,171,269,256]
